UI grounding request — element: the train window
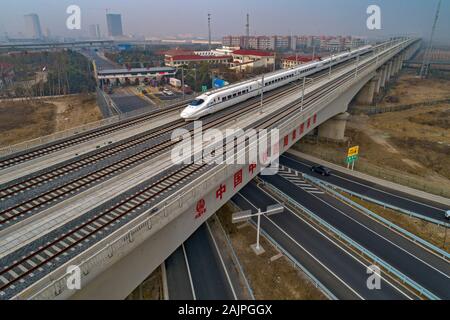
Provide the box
[189,99,205,106]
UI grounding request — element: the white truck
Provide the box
[169,77,182,88]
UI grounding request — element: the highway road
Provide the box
[280,153,449,223]
[233,182,416,300]
[81,49,119,71]
[261,172,450,299]
[165,223,236,300]
[109,91,154,113]
[165,246,195,300]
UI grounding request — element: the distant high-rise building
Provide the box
[106,14,123,37]
[89,24,101,39]
[24,14,43,39]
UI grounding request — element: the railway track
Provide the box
[0,58,362,230]
[0,45,393,298]
[0,100,189,170]
[0,163,209,297]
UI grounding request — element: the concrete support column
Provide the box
[355,76,377,105]
[399,53,405,71]
[386,61,393,82]
[392,57,400,76]
[380,66,387,88]
[374,71,382,94]
[396,56,402,73]
[318,112,350,141]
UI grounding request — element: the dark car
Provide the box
[311,165,331,176]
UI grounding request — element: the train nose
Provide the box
[180,109,192,119]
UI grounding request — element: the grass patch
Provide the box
[216,202,327,300]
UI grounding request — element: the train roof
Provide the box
[202,44,372,97]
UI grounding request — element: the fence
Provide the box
[352,98,450,115]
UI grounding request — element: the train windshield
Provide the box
[189,99,204,107]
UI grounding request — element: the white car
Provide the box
[445,210,450,220]
[163,89,174,96]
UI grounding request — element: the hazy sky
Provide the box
[1,0,449,42]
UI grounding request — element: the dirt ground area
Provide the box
[0,94,102,147]
[379,73,450,106]
[216,203,327,300]
[349,103,450,181]
[296,74,450,196]
[344,193,449,253]
[126,266,163,300]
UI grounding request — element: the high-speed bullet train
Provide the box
[180,45,372,120]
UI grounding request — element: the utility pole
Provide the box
[420,0,441,78]
[208,13,212,51]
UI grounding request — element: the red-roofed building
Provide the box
[232,49,274,57]
[230,49,275,72]
[165,54,232,67]
[282,55,320,69]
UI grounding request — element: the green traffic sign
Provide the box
[201,85,208,92]
[345,155,359,164]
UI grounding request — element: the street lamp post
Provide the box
[329,54,333,78]
[355,55,360,78]
[260,74,265,114]
[232,204,284,255]
[301,76,306,111]
[181,67,185,101]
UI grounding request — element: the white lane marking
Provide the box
[205,221,238,300]
[278,165,324,194]
[277,173,450,280]
[182,244,196,300]
[281,154,446,212]
[236,192,364,300]
[255,184,415,300]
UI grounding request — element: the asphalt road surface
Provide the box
[233,182,416,300]
[165,224,236,300]
[280,154,449,223]
[261,173,450,299]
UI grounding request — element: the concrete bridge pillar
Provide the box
[392,57,400,76]
[355,76,378,105]
[386,61,393,82]
[375,72,382,94]
[397,56,402,73]
[318,112,350,141]
[380,66,388,88]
